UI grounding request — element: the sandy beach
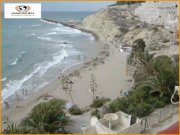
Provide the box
[2,39,133,127]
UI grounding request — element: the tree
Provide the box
[133,38,146,53]
[129,38,146,66]
[139,55,177,97]
[61,76,75,105]
[90,73,98,100]
[138,51,156,76]
[20,99,71,133]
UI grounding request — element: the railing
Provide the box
[118,104,178,134]
[144,104,178,133]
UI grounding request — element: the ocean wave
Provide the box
[58,44,73,48]
[2,78,7,82]
[37,36,53,42]
[38,49,69,75]
[30,33,36,36]
[35,82,49,91]
[2,66,41,101]
[10,51,26,66]
[52,27,82,34]
[37,36,70,45]
[45,32,57,36]
[31,24,41,27]
[40,19,63,26]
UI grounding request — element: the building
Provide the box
[82,111,146,134]
[135,2,178,31]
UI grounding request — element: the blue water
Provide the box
[2,12,100,101]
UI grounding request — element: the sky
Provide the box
[41,2,115,12]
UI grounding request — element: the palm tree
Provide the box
[61,76,75,105]
[90,73,97,100]
[140,68,176,97]
[136,55,177,97]
[138,51,156,76]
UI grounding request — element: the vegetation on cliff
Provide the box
[108,39,179,118]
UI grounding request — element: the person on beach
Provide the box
[15,92,20,101]
[5,101,10,109]
[25,89,28,95]
[22,89,25,95]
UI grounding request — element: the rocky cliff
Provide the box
[82,4,178,54]
[82,4,140,44]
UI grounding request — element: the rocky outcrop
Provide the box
[82,4,178,53]
[121,25,175,50]
[82,4,141,44]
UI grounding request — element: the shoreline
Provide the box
[2,20,108,126]
[2,39,132,127]
[2,18,102,104]
[2,17,133,131]
[41,18,99,41]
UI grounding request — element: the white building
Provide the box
[82,111,145,134]
[135,2,178,31]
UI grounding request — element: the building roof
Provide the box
[158,121,179,134]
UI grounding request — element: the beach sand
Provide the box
[2,44,133,127]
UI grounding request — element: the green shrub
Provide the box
[147,97,166,108]
[69,106,83,115]
[153,100,166,108]
[90,97,110,108]
[133,38,146,52]
[135,102,153,118]
[109,97,128,113]
[91,108,101,119]
[19,98,70,133]
[152,27,159,32]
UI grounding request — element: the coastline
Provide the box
[41,18,99,41]
[2,30,132,128]
[2,17,133,131]
[2,20,106,125]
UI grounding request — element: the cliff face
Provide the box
[82,4,177,53]
[82,5,140,44]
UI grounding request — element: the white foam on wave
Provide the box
[40,19,63,26]
[38,49,69,76]
[37,36,53,42]
[30,33,36,36]
[2,66,41,101]
[10,51,26,66]
[58,44,73,48]
[35,82,49,91]
[82,32,95,41]
[31,24,41,27]
[45,32,57,36]
[37,36,61,44]
[52,26,82,34]
[2,78,7,82]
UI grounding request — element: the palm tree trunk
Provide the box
[69,93,75,105]
[93,91,96,100]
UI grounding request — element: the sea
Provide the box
[2,12,102,102]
